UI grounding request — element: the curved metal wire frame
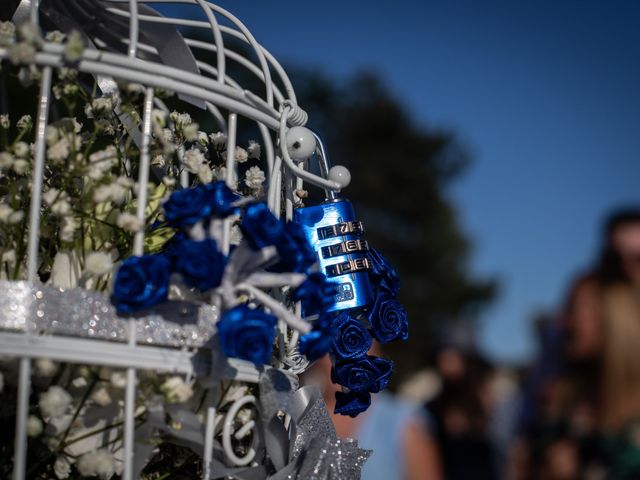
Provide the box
[0,1,346,478]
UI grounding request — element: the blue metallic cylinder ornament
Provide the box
[294,198,373,313]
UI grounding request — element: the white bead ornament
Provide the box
[328,165,351,189]
[285,126,317,161]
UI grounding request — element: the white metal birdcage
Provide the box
[0,1,353,478]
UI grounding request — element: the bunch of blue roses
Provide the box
[324,249,408,417]
[110,180,408,417]
[110,181,333,364]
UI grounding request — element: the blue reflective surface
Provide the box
[294,199,373,313]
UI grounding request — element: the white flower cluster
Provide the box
[76,449,116,479]
[161,376,194,404]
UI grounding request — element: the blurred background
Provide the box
[165,1,640,478]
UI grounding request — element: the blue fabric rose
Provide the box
[167,238,226,291]
[111,254,170,314]
[368,293,408,343]
[334,391,371,417]
[240,203,285,250]
[298,313,337,362]
[270,222,317,273]
[216,305,277,364]
[207,181,240,217]
[368,248,401,297]
[292,273,336,316]
[331,355,394,393]
[331,313,372,360]
[163,181,239,227]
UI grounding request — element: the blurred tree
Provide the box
[290,68,498,381]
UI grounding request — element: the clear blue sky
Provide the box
[164,1,640,362]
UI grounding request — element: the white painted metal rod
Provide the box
[0,332,264,383]
[12,358,31,480]
[26,66,53,283]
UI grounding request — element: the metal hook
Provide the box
[311,131,338,200]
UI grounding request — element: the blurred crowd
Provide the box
[307,207,640,480]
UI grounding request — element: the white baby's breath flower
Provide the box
[126,82,145,95]
[62,83,80,97]
[47,137,70,162]
[236,407,253,428]
[44,189,72,216]
[244,165,265,190]
[116,176,134,188]
[0,152,13,170]
[53,456,71,479]
[88,145,117,180]
[45,30,66,44]
[76,449,115,480]
[90,387,112,407]
[0,204,14,223]
[45,125,59,146]
[71,118,82,133]
[94,118,115,135]
[116,212,143,232]
[2,249,16,267]
[197,165,213,183]
[35,358,59,377]
[151,109,166,127]
[209,131,226,149]
[27,415,43,437]
[90,97,114,117]
[8,41,36,64]
[59,216,78,242]
[247,140,261,159]
[110,372,126,389]
[63,30,84,62]
[83,102,93,119]
[57,67,76,81]
[0,204,21,225]
[182,147,206,173]
[234,146,248,163]
[182,123,199,142]
[161,376,194,403]
[170,111,191,128]
[12,158,29,175]
[40,386,72,418]
[161,128,174,143]
[11,157,28,174]
[13,141,29,158]
[8,210,23,224]
[151,154,166,167]
[0,21,16,47]
[17,23,41,45]
[197,130,209,146]
[84,252,113,276]
[16,114,32,131]
[0,114,9,129]
[93,182,128,204]
[52,200,71,216]
[71,376,87,388]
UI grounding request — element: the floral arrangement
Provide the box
[0,16,407,479]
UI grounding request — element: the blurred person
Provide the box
[514,276,640,479]
[303,342,443,480]
[424,337,498,480]
[596,208,640,286]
